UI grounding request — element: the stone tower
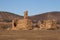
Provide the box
[16,11,33,30]
[24,11,33,30]
[24,11,28,19]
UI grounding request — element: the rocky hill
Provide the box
[0,11,23,22]
[30,11,60,23]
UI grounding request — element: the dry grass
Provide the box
[0,30,60,40]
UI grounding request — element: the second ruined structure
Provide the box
[38,13,58,30]
[38,19,57,30]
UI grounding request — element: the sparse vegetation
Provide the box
[0,25,9,29]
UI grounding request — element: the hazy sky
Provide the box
[0,0,60,16]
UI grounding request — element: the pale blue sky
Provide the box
[0,0,60,16]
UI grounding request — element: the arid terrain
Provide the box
[0,11,60,40]
[0,30,60,40]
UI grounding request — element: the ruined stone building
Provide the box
[8,11,33,30]
[38,19,57,30]
[38,13,57,30]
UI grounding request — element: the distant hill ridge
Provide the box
[30,11,60,23]
[0,11,60,23]
[0,11,23,22]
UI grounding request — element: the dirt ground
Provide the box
[0,30,60,40]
